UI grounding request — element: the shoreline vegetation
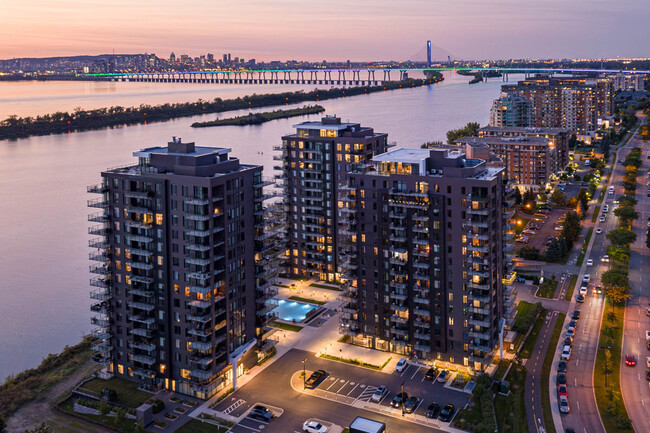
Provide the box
[191,105,325,128]
[0,74,443,141]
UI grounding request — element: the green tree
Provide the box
[604,283,631,305]
[613,206,639,224]
[545,238,563,262]
[606,228,637,247]
[602,269,629,288]
[568,134,578,149]
[562,211,581,243]
[607,245,631,263]
[512,188,522,205]
[550,189,565,205]
[519,245,540,260]
[21,424,52,433]
[618,195,637,207]
[446,122,480,144]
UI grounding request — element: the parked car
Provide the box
[554,226,564,231]
[426,402,441,419]
[646,357,650,369]
[566,328,575,338]
[250,405,274,421]
[596,228,603,234]
[572,310,581,320]
[600,215,606,223]
[579,286,588,296]
[646,370,650,381]
[569,320,577,328]
[586,258,593,266]
[437,370,448,383]
[557,372,567,385]
[305,370,328,389]
[424,368,438,381]
[439,404,455,422]
[395,358,408,372]
[561,345,572,360]
[583,274,590,283]
[557,361,567,372]
[557,384,568,397]
[404,396,419,413]
[564,336,573,346]
[371,385,387,402]
[576,294,585,303]
[303,421,327,433]
[390,392,408,408]
[559,395,570,413]
[625,354,636,367]
[603,205,609,212]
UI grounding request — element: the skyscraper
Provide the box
[488,93,532,128]
[88,138,281,399]
[276,116,389,283]
[338,148,505,371]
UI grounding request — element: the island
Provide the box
[191,105,325,128]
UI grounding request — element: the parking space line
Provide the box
[235,423,261,432]
[335,380,349,393]
[245,417,269,425]
[410,366,421,380]
[400,365,410,377]
[347,383,360,396]
[326,379,338,391]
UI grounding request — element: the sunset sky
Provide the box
[0,0,647,61]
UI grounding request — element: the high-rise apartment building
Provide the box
[501,76,614,133]
[478,126,570,169]
[488,93,531,128]
[338,148,505,371]
[610,73,645,91]
[88,138,281,399]
[277,116,389,283]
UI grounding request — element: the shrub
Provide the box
[151,399,165,414]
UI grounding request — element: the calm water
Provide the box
[0,72,518,380]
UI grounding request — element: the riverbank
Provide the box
[191,105,324,128]
[0,74,442,141]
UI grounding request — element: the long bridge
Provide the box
[83,67,649,86]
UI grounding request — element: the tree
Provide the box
[519,245,540,260]
[613,206,639,224]
[513,188,522,205]
[606,228,637,247]
[562,211,581,243]
[550,189,565,205]
[446,122,480,144]
[568,134,578,149]
[545,238,563,262]
[575,187,589,210]
[604,283,631,305]
[602,269,629,288]
[21,424,52,433]
[607,245,631,263]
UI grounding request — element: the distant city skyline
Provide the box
[1,0,648,61]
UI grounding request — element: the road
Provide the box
[525,310,558,433]
[549,127,639,433]
[620,113,650,433]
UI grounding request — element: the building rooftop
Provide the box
[372,147,432,164]
[133,137,231,158]
[293,115,359,131]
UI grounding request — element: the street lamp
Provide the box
[302,357,307,390]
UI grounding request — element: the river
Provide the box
[0,71,519,381]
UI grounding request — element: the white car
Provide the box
[303,421,328,433]
[603,205,609,213]
[583,274,590,283]
[395,358,407,372]
[586,258,593,266]
[596,228,603,234]
[579,286,588,296]
[371,385,387,402]
[600,215,606,223]
[609,186,614,195]
[561,345,572,360]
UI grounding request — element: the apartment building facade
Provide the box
[501,76,614,133]
[488,93,532,128]
[478,125,570,169]
[338,148,505,371]
[88,138,281,399]
[277,115,388,283]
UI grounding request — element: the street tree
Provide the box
[606,227,637,247]
[604,283,631,306]
[513,188,522,205]
[613,206,639,223]
[545,238,563,262]
[607,245,631,263]
[602,268,629,288]
[550,189,565,205]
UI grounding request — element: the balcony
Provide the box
[90,277,109,289]
[467,244,489,253]
[125,205,151,215]
[133,354,156,365]
[128,301,155,312]
[132,342,156,352]
[391,304,408,313]
[341,303,358,314]
[414,343,431,352]
[90,287,111,301]
[91,315,111,327]
[125,234,153,243]
[413,308,431,317]
[89,264,109,275]
[131,275,154,284]
[388,212,406,219]
[88,183,108,194]
[414,297,430,305]
[130,261,154,271]
[129,314,156,325]
[390,292,408,301]
[87,197,109,209]
[129,247,154,257]
[414,331,430,340]
[390,315,408,325]
[88,238,108,249]
[391,327,408,337]
[468,318,490,328]
[92,327,111,340]
[88,212,109,223]
[129,327,155,338]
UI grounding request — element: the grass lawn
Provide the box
[269,320,304,332]
[540,312,565,433]
[288,295,326,305]
[576,227,594,267]
[78,377,152,408]
[493,359,511,381]
[512,301,542,334]
[536,279,558,298]
[592,206,601,222]
[319,353,391,370]
[57,398,136,433]
[495,364,528,433]
[309,283,343,291]
[520,308,548,359]
[175,419,229,433]
[514,217,530,235]
[565,274,578,301]
[594,300,633,433]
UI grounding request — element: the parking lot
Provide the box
[514,207,568,252]
[209,349,469,433]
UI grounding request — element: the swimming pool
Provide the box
[274,299,317,322]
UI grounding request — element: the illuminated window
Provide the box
[117,364,124,375]
[180,369,191,379]
[159,364,167,374]
[156,214,163,225]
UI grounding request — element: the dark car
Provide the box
[572,310,581,320]
[557,361,567,372]
[557,372,567,385]
[390,392,408,408]
[426,402,441,419]
[425,367,439,381]
[646,370,650,381]
[569,320,576,328]
[564,336,573,346]
[304,369,328,389]
[249,405,273,421]
[624,354,636,367]
[576,294,585,303]
[404,396,419,413]
[439,403,455,422]
[566,428,576,433]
